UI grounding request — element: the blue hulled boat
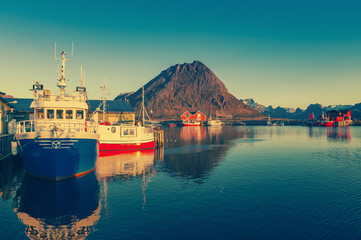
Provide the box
[15,48,99,180]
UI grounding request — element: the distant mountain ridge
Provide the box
[115,61,263,119]
[241,98,361,120]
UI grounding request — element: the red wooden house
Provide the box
[181,111,207,122]
[327,110,352,126]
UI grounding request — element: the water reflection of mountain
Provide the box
[96,149,156,181]
[13,172,100,239]
[162,126,260,183]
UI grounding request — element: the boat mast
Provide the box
[55,42,73,98]
[100,80,108,122]
[142,87,145,125]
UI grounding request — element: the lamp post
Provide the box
[3,101,17,118]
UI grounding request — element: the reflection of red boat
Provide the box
[180,126,206,141]
[97,149,155,179]
[99,148,155,157]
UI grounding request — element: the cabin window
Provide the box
[56,110,64,119]
[111,127,116,133]
[76,110,84,119]
[47,109,54,119]
[123,128,135,136]
[37,108,44,119]
[65,110,73,119]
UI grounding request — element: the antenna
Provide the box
[54,42,74,94]
[54,42,58,60]
[142,87,145,125]
[71,42,74,59]
[100,79,110,122]
[79,66,85,87]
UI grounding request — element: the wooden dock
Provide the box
[154,128,164,147]
[0,134,15,161]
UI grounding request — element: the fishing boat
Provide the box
[206,111,222,126]
[267,115,272,126]
[182,120,201,126]
[15,47,99,181]
[97,87,155,151]
[206,118,222,126]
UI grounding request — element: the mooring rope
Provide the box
[0,136,39,162]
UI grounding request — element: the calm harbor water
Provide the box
[1,126,361,239]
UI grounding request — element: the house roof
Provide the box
[4,98,31,111]
[181,110,206,116]
[4,98,134,113]
[339,110,351,114]
[88,100,134,113]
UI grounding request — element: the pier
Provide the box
[0,134,14,161]
[154,128,164,147]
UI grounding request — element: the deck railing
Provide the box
[34,91,87,102]
[16,120,98,134]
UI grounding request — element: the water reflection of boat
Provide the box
[207,125,222,135]
[327,127,351,142]
[13,172,100,239]
[180,126,207,142]
[96,149,155,180]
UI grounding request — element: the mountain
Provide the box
[242,98,361,120]
[115,92,134,101]
[115,61,263,119]
[240,98,265,112]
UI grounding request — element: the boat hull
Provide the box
[17,134,99,181]
[183,123,201,126]
[323,121,334,127]
[99,140,155,152]
[206,121,222,126]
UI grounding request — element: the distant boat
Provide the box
[15,48,99,181]
[206,119,222,126]
[267,115,272,126]
[182,120,201,126]
[206,110,222,126]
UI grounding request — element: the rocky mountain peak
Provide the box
[115,61,262,119]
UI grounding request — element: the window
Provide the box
[111,127,116,133]
[123,128,135,136]
[47,109,54,119]
[37,108,44,119]
[76,110,84,119]
[66,110,73,119]
[56,110,64,119]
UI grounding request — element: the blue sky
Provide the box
[1,0,361,109]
